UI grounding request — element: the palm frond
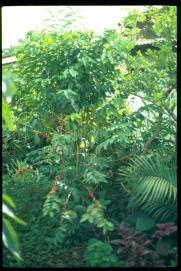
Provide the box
[117,154,177,222]
[141,200,177,221]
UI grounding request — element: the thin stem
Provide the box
[133,93,177,122]
[164,107,177,122]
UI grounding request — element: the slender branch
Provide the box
[61,192,72,222]
[163,87,177,122]
[133,93,154,104]
[164,107,177,122]
[133,92,177,122]
[83,185,101,208]
[141,112,163,155]
[165,86,175,97]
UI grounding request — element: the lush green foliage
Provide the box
[3,194,26,261]
[3,6,177,267]
[2,45,17,57]
[85,238,118,267]
[2,70,17,131]
[2,71,26,262]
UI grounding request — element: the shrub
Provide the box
[84,238,118,267]
[109,222,177,267]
